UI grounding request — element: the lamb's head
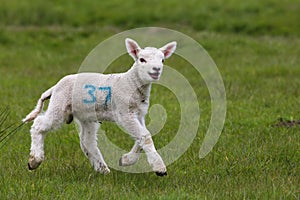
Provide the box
[125,38,177,83]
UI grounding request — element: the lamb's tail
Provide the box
[22,86,55,123]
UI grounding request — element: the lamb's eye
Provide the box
[162,59,165,63]
[139,58,146,63]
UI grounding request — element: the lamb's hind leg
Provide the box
[28,112,64,170]
[76,120,110,174]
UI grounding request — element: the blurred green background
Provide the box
[0,0,299,36]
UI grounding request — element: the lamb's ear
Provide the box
[125,38,141,60]
[160,41,177,59]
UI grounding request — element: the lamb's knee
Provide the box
[31,115,51,133]
[139,135,155,152]
[31,116,46,132]
[32,113,63,133]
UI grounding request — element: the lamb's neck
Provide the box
[123,63,152,97]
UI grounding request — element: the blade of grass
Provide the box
[0,123,24,150]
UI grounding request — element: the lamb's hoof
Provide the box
[28,163,34,170]
[28,161,41,170]
[155,171,167,177]
[96,165,110,174]
[101,167,110,175]
[28,156,42,170]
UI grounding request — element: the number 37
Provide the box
[83,84,112,108]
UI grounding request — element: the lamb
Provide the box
[23,38,177,176]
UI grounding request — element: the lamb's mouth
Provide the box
[148,72,160,80]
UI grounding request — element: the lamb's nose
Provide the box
[152,67,161,72]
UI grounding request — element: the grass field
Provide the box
[0,0,299,199]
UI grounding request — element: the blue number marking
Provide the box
[83,84,111,108]
[83,84,96,104]
[99,86,111,109]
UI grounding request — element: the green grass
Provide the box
[1,0,300,36]
[0,0,300,199]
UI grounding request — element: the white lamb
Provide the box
[23,38,177,176]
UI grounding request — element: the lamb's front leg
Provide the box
[141,134,167,176]
[120,119,167,176]
[119,141,142,166]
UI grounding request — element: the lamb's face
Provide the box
[136,47,165,83]
[125,38,177,84]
